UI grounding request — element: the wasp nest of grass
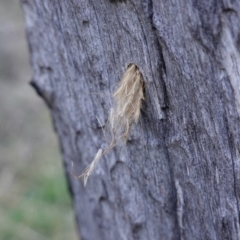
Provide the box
[72,64,144,186]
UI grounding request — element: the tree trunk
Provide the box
[21,0,240,239]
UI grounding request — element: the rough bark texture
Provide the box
[21,0,240,239]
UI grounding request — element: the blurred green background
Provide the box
[0,1,78,239]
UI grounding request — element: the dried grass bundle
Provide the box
[110,63,144,141]
[72,64,144,186]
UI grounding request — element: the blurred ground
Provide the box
[0,1,78,239]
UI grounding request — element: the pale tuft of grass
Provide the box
[74,64,144,186]
[110,63,144,141]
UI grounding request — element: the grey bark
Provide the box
[21,0,240,239]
